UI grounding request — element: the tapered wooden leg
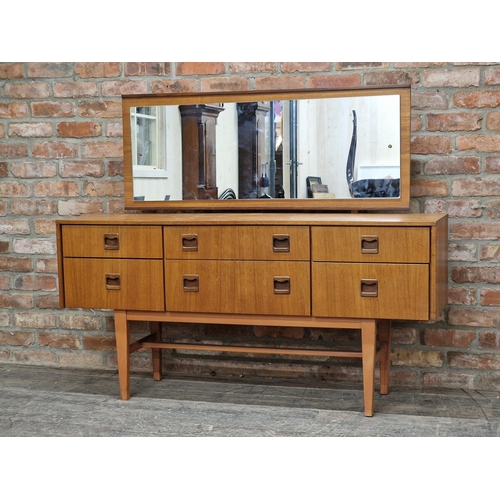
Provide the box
[150,321,163,381]
[378,319,392,395]
[114,310,130,400]
[361,319,377,417]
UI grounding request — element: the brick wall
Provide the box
[1,62,500,391]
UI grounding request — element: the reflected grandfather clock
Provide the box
[179,104,224,200]
[237,102,270,199]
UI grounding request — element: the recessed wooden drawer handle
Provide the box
[105,273,121,290]
[361,235,379,254]
[361,279,378,297]
[183,274,199,292]
[104,233,120,250]
[274,276,291,294]
[182,234,198,252]
[273,234,290,252]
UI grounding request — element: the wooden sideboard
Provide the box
[56,212,448,416]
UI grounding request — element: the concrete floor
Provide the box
[1,363,499,437]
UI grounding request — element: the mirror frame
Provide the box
[122,85,411,211]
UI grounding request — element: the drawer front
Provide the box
[62,225,163,259]
[164,226,310,261]
[63,258,165,311]
[165,260,310,316]
[312,226,430,263]
[312,263,429,320]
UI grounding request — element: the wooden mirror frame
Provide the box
[122,85,411,211]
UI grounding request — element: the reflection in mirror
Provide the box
[130,94,401,202]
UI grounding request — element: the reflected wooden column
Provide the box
[237,102,270,199]
[179,104,224,200]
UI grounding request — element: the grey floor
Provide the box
[1,363,499,437]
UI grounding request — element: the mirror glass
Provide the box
[122,86,410,210]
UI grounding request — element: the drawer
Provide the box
[63,258,165,311]
[164,226,310,261]
[165,260,310,316]
[312,226,430,263]
[61,225,163,259]
[312,262,429,320]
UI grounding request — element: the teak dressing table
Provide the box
[56,86,448,416]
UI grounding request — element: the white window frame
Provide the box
[131,106,168,178]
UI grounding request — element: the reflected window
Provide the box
[131,106,167,176]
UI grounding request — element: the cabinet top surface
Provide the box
[57,212,447,227]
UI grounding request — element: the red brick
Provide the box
[422,329,475,347]
[106,121,122,138]
[0,330,34,346]
[101,80,148,96]
[427,113,481,131]
[12,350,57,365]
[60,160,105,178]
[53,82,98,98]
[0,257,33,272]
[254,75,307,90]
[422,68,480,87]
[75,62,122,78]
[452,177,500,196]
[486,111,500,130]
[424,156,479,174]
[124,62,170,76]
[480,288,500,306]
[412,91,449,110]
[448,352,500,370]
[485,67,500,85]
[13,312,56,328]
[337,62,388,70]
[0,219,30,234]
[229,62,277,73]
[425,199,481,218]
[151,79,199,94]
[81,141,123,158]
[0,62,24,78]
[33,180,79,197]
[422,372,475,389]
[11,161,57,178]
[83,180,124,197]
[0,102,29,118]
[253,326,305,339]
[11,200,55,215]
[5,82,50,99]
[200,78,251,93]
[12,238,56,255]
[411,136,452,154]
[59,314,102,331]
[410,179,448,197]
[57,199,104,216]
[481,244,500,261]
[34,219,56,235]
[82,334,116,350]
[77,100,122,118]
[281,62,331,72]
[309,74,361,88]
[452,265,500,283]
[39,332,79,349]
[450,222,500,240]
[448,286,477,305]
[108,160,124,177]
[36,258,58,273]
[27,62,73,78]
[57,121,102,138]
[364,71,417,86]
[0,181,31,197]
[9,122,53,138]
[14,275,56,291]
[176,62,225,76]
[448,307,500,327]
[454,90,500,108]
[32,141,78,158]
[485,201,500,218]
[478,331,500,350]
[0,143,28,158]
[0,163,7,177]
[391,327,419,345]
[36,294,61,309]
[485,156,500,173]
[0,293,34,309]
[31,101,74,118]
[457,134,500,152]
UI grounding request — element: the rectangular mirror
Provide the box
[122,85,411,211]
